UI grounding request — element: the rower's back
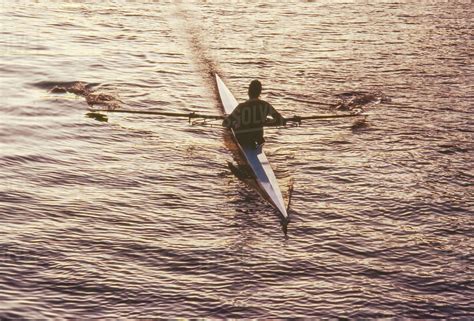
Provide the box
[233,98,279,126]
[222,79,284,146]
[229,98,283,146]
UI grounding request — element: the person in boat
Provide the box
[222,79,286,146]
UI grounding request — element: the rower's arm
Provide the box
[222,104,241,128]
[267,103,286,125]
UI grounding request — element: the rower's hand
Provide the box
[265,117,286,127]
[292,116,301,124]
[222,117,232,128]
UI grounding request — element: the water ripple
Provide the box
[0,1,472,319]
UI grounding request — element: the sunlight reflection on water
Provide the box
[0,1,472,318]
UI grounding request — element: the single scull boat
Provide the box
[87,79,368,233]
[215,74,289,226]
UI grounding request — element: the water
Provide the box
[1,1,472,318]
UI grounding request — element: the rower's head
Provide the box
[248,80,262,99]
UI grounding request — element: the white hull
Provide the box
[216,74,288,222]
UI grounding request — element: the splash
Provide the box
[47,82,123,110]
[333,90,391,112]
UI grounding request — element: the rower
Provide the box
[222,80,286,147]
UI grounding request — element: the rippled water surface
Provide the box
[1,1,473,318]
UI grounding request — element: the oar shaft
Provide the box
[285,113,365,122]
[88,108,367,123]
[88,109,225,120]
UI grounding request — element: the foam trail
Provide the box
[172,4,222,101]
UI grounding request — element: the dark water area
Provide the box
[0,2,473,318]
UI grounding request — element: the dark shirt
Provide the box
[223,98,284,145]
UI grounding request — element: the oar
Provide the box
[285,113,366,123]
[87,108,367,124]
[87,109,224,120]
